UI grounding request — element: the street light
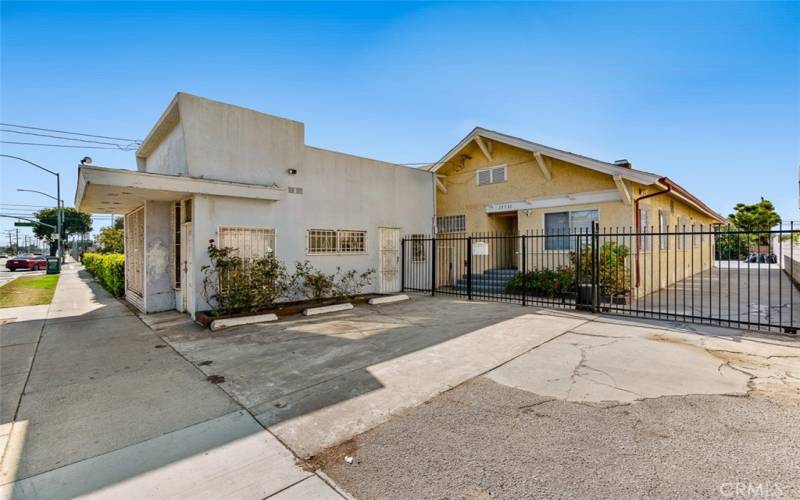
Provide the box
[16,188,64,258]
[1,154,63,262]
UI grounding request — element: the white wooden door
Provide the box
[379,227,401,293]
[180,223,193,313]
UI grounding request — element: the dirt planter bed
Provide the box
[195,294,384,329]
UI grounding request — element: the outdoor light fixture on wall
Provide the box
[287,168,298,175]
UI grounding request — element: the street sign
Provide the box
[14,222,35,227]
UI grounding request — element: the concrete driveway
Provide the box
[161,295,800,499]
[315,304,800,499]
[633,263,800,332]
[161,297,588,458]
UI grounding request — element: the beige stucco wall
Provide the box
[629,183,719,297]
[436,140,621,233]
[433,138,722,298]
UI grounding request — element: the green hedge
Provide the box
[83,252,125,297]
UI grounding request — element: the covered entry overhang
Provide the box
[75,164,284,213]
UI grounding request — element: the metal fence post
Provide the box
[431,236,437,296]
[400,238,405,292]
[575,230,582,309]
[467,236,473,301]
[521,235,527,306]
[592,221,600,313]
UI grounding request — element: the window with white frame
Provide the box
[544,209,599,250]
[476,165,507,186]
[437,214,466,233]
[693,221,704,248]
[410,234,427,262]
[658,209,669,250]
[677,216,689,249]
[307,229,367,255]
[639,209,651,251]
[218,226,276,260]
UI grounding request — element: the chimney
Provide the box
[614,159,632,169]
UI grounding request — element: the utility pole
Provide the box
[15,228,19,254]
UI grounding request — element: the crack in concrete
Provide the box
[564,337,647,400]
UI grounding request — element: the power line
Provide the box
[1,129,140,149]
[0,140,133,150]
[0,122,141,142]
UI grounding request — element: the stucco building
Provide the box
[427,128,726,295]
[76,93,434,317]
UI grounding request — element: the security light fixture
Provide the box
[287,168,298,175]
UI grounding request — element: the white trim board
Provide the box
[429,127,663,186]
[485,189,622,213]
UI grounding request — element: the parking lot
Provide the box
[160,294,800,498]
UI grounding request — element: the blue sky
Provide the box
[1,1,798,240]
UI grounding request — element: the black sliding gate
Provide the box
[402,224,800,334]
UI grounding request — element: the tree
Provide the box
[727,198,781,247]
[113,216,124,230]
[97,226,124,254]
[33,207,93,255]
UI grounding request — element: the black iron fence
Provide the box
[401,224,800,334]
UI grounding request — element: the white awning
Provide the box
[75,165,283,213]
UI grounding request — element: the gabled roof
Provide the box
[428,127,663,185]
[429,127,725,223]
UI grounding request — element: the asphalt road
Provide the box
[324,377,800,500]
[0,258,45,287]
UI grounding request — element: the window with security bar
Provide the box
[437,214,465,233]
[218,226,276,260]
[307,229,366,255]
[410,234,427,262]
[338,230,366,254]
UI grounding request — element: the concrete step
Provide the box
[455,277,513,287]
[452,284,510,293]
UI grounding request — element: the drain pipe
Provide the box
[634,177,670,287]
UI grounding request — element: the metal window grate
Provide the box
[410,234,427,262]
[307,229,367,255]
[218,226,276,260]
[125,208,144,296]
[437,214,466,233]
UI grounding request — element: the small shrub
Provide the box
[506,267,574,297]
[290,261,376,301]
[201,243,290,316]
[290,261,335,300]
[332,267,376,300]
[572,242,631,296]
[83,252,125,296]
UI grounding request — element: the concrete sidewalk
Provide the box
[0,263,342,499]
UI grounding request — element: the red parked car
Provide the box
[5,254,47,271]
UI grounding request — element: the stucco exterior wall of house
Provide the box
[189,146,434,314]
[143,200,176,313]
[432,138,723,299]
[631,182,719,297]
[435,141,620,233]
[141,123,188,176]
[178,93,304,186]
